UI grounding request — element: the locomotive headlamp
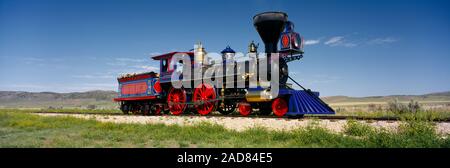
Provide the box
[279,21,303,54]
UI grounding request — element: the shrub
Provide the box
[387,99,421,114]
[368,104,376,112]
[87,105,97,110]
[408,99,421,113]
[344,120,375,137]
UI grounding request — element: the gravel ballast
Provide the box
[35,113,450,135]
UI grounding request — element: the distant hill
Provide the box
[322,91,450,105]
[0,90,118,109]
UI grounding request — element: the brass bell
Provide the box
[248,41,258,53]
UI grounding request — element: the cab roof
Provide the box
[151,52,194,60]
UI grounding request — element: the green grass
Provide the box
[0,108,122,114]
[332,110,450,121]
[344,119,376,136]
[40,108,122,114]
[0,112,448,148]
[0,108,42,113]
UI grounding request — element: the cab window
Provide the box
[175,60,183,73]
[161,59,168,72]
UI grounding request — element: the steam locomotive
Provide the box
[113,12,335,117]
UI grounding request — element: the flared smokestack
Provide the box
[253,12,288,53]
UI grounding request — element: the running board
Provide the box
[279,89,335,116]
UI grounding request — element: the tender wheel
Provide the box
[193,83,217,115]
[272,98,288,117]
[131,104,140,115]
[167,88,187,115]
[142,103,151,115]
[238,100,252,116]
[120,103,129,114]
[151,104,163,115]
[217,100,236,115]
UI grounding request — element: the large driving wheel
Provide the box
[193,83,217,115]
[167,88,187,115]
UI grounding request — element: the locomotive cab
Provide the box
[151,52,194,83]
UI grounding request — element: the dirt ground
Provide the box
[35,113,450,136]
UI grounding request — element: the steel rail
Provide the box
[32,111,450,122]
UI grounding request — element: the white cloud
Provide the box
[111,65,160,76]
[324,36,344,45]
[0,83,117,92]
[368,37,398,45]
[341,43,357,47]
[304,39,320,45]
[22,57,45,62]
[115,57,146,63]
[107,57,150,67]
[137,65,159,71]
[324,36,357,47]
[106,62,127,66]
[20,57,46,66]
[72,75,115,79]
[149,52,162,56]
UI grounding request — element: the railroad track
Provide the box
[32,111,450,122]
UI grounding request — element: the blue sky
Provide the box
[0,0,449,97]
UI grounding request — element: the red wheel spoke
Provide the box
[168,88,186,115]
[193,83,216,115]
